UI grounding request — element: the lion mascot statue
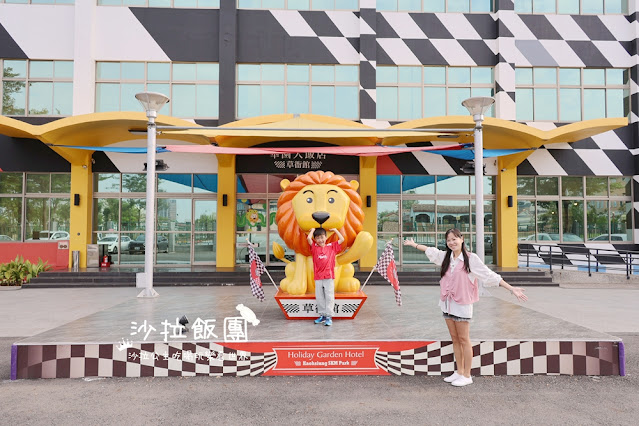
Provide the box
[272,171,373,295]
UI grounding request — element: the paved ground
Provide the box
[0,284,637,425]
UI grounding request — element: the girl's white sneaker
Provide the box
[451,376,473,387]
[443,372,462,383]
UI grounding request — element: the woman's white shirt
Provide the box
[425,247,503,318]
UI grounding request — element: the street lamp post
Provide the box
[135,92,170,298]
[462,96,495,262]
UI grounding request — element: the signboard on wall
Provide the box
[237,152,358,174]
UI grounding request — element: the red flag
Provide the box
[374,241,402,306]
[248,245,266,302]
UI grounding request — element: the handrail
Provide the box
[518,242,639,279]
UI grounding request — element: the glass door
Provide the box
[193,198,216,264]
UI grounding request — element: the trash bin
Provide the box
[72,250,80,271]
[86,244,99,268]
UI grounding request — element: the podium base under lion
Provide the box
[274,289,367,320]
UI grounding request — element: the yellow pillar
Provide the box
[63,150,93,268]
[496,152,533,268]
[216,154,237,269]
[359,156,377,270]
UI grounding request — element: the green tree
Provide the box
[2,67,25,115]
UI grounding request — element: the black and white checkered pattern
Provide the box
[374,241,402,306]
[248,245,266,302]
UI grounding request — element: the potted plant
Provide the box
[0,256,51,290]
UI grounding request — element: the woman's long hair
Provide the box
[440,228,471,278]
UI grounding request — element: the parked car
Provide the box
[128,235,169,254]
[591,234,629,241]
[97,235,131,254]
[519,232,582,242]
[0,235,13,241]
[28,230,70,241]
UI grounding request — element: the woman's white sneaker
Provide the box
[451,376,473,387]
[443,372,462,383]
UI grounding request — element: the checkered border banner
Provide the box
[12,340,622,379]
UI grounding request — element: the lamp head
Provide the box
[461,96,495,120]
[135,92,170,119]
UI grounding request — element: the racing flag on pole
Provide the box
[248,244,266,302]
[374,241,402,306]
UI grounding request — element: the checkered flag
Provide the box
[248,244,266,302]
[375,241,401,306]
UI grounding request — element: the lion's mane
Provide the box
[276,171,364,257]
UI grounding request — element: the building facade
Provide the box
[0,0,637,269]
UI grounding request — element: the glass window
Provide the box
[438,200,471,233]
[517,200,535,240]
[517,177,535,196]
[157,199,192,232]
[437,176,470,195]
[536,177,558,195]
[378,65,493,120]
[558,0,580,13]
[536,201,559,235]
[610,200,631,238]
[402,176,435,195]
[378,201,400,233]
[610,177,631,196]
[586,200,608,240]
[95,174,121,192]
[562,200,584,241]
[377,175,401,194]
[95,61,218,118]
[0,197,22,241]
[26,174,50,193]
[121,198,146,231]
[94,198,120,232]
[562,176,583,197]
[158,174,192,193]
[2,59,73,117]
[51,174,71,193]
[586,177,608,196]
[0,173,22,194]
[403,200,435,232]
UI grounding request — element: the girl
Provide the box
[404,229,528,387]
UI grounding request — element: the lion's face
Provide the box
[275,171,364,257]
[291,184,351,232]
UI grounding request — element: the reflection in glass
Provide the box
[402,175,435,194]
[119,233,145,265]
[377,175,401,194]
[610,177,631,196]
[537,201,559,235]
[470,176,495,195]
[610,201,631,239]
[562,200,584,241]
[437,176,469,195]
[472,200,495,232]
[0,197,22,241]
[94,198,119,232]
[437,200,471,233]
[536,177,558,195]
[587,200,608,240]
[517,177,534,196]
[121,198,146,231]
[562,176,583,197]
[377,201,400,233]
[26,174,50,193]
[195,200,217,232]
[586,177,608,196]
[194,233,216,263]
[0,173,22,194]
[403,233,435,264]
[122,174,146,193]
[402,200,435,232]
[517,200,535,241]
[158,174,191,193]
[26,198,49,240]
[156,233,190,264]
[157,199,192,232]
[96,173,120,192]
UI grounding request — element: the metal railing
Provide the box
[518,243,639,279]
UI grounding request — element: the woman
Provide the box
[404,229,528,387]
